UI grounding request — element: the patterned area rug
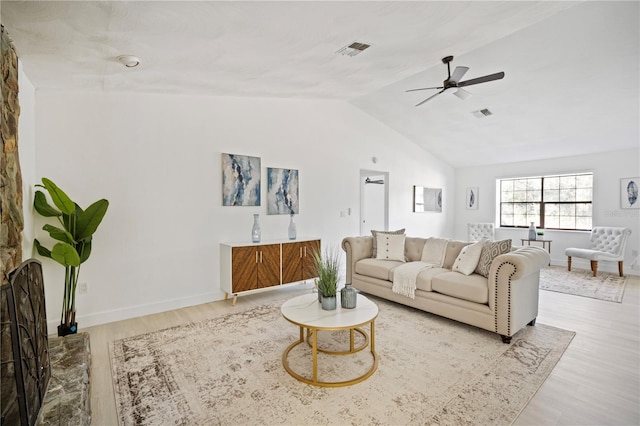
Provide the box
[110,297,574,426]
[540,265,628,303]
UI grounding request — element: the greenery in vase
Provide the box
[312,246,341,297]
[33,178,109,329]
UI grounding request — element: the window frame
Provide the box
[498,172,593,231]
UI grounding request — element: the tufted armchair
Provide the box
[467,223,495,242]
[565,226,632,277]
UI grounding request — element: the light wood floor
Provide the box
[85,273,640,426]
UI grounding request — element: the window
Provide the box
[499,173,593,230]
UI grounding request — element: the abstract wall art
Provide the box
[267,168,299,214]
[466,187,479,210]
[620,177,639,209]
[413,186,442,213]
[221,153,261,206]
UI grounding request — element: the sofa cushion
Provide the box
[452,241,484,275]
[415,267,449,292]
[442,240,472,269]
[432,272,489,304]
[475,239,512,277]
[375,233,406,262]
[371,229,405,258]
[355,258,403,281]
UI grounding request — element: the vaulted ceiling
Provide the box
[2,1,638,168]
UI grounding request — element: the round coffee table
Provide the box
[280,292,378,387]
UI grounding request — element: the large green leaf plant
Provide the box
[33,178,109,330]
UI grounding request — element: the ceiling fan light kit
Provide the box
[407,55,504,106]
[453,88,472,100]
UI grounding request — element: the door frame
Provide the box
[359,169,389,236]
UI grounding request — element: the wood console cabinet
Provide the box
[230,244,280,292]
[221,238,321,305]
[282,240,321,284]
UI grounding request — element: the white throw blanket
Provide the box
[421,237,449,266]
[392,261,433,299]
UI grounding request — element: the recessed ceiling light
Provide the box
[117,55,140,68]
[336,42,371,57]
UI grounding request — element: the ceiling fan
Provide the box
[407,55,505,107]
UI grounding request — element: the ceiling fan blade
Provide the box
[415,89,446,107]
[449,66,469,83]
[405,86,444,93]
[457,72,505,87]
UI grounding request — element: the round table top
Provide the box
[281,292,378,330]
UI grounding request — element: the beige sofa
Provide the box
[342,236,550,343]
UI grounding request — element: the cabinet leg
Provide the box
[225,292,238,305]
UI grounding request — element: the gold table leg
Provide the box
[312,328,318,383]
[282,319,378,387]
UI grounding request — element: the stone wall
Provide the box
[1,25,23,285]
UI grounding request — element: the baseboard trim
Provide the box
[47,290,227,332]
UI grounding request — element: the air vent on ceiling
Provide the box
[472,108,493,118]
[336,42,371,57]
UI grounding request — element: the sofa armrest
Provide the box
[488,246,550,337]
[489,246,550,281]
[342,236,374,284]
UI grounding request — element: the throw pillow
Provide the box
[452,241,484,275]
[371,229,405,258]
[474,239,512,278]
[375,233,406,262]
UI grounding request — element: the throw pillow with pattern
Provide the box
[474,239,512,278]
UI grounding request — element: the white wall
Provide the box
[31,90,455,328]
[17,60,36,260]
[455,149,640,275]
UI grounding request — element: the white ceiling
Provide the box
[2,1,639,168]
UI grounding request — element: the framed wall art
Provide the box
[466,187,479,210]
[413,186,442,213]
[267,167,299,214]
[620,177,639,209]
[221,153,261,206]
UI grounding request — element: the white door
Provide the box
[360,170,388,236]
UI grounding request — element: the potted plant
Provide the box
[33,178,109,336]
[311,246,341,310]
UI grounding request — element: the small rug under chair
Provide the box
[110,297,575,426]
[540,265,628,303]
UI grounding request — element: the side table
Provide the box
[521,239,552,265]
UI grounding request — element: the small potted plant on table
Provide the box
[312,246,341,310]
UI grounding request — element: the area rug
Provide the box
[110,297,574,426]
[540,265,628,303]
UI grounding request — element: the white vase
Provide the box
[288,213,297,240]
[528,222,537,240]
[251,214,261,243]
